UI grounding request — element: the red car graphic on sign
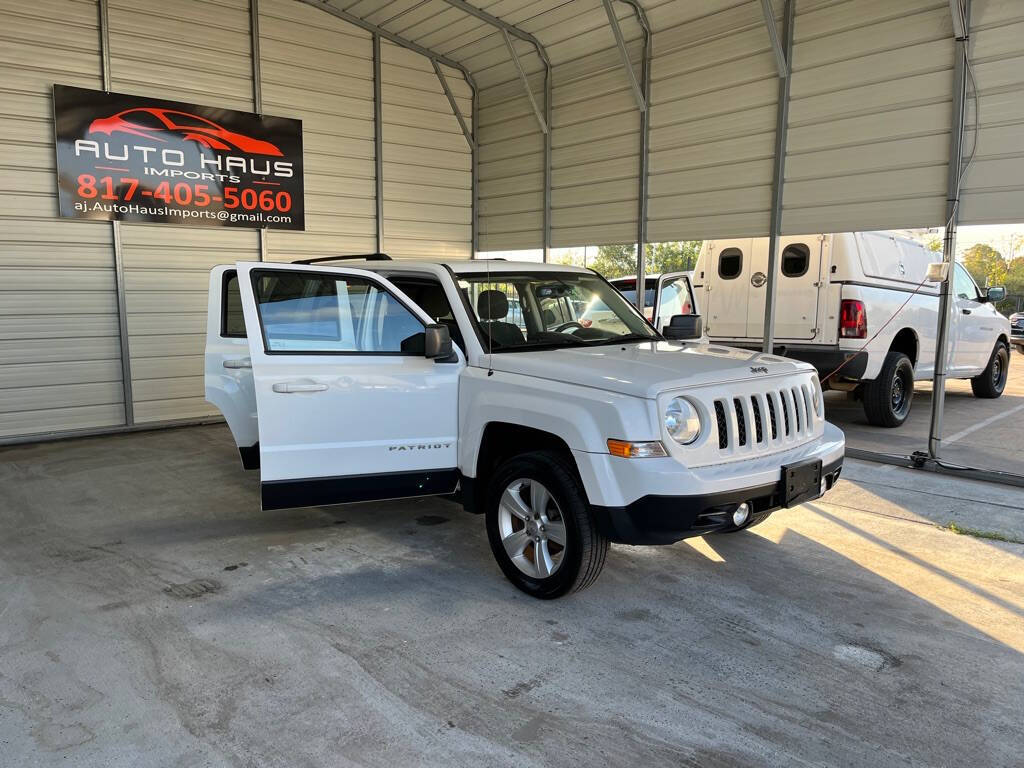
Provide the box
[88,108,283,156]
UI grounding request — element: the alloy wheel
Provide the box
[497,478,567,578]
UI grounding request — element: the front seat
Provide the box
[477,289,525,347]
[414,284,465,351]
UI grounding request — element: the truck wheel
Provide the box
[485,450,608,599]
[862,351,915,427]
[971,342,1009,398]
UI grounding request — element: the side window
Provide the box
[253,271,424,354]
[953,263,979,301]
[221,271,246,338]
[718,248,743,280]
[781,243,810,278]
[388,277,465,352]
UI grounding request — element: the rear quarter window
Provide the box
[781,243,810,278]
[222,271,246,338]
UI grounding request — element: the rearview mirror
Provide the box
[663,314,703,340]
[424,324,453,359]
[984,286,1006,302]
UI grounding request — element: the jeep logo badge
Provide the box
[750,366,768,374]
[751,271,767,287]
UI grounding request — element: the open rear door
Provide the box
[236,261,462,511]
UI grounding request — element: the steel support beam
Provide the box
[98,0,134,427]
[760,0,789,79]
[761,0,795,354]
[434,0,552,259]
[928,0,971,459]
[602,0,645,112]
[502,29,547,134]
[372,33,385,253]
[471,78,479,257]
[433,60,475,150]
[251,0,267,262]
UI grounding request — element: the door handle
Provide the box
[272,382,328,393]
[961,308,972,315]
[223,357,251,369]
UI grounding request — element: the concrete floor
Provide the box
[1,425,1022,767]
[826,351,1024,476]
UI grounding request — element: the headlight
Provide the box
[811,375,822,415]
[665,397,702,445]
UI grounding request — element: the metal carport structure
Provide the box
[1,0,1024,477]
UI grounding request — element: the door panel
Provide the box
[767,237,824,341]
[951,263,991,373]
[236,262,461,508]
[704,240,751,338]
[653,272,697,332]
[204,265,258,465]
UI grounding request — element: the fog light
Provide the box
[732,502,750,527]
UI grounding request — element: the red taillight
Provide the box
[839,299,867,339]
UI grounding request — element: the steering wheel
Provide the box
[554,321,585,333]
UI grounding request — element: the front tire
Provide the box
[862,351,915,427]
[971,342,1009,398]
[485,450,608,599]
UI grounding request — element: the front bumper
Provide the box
[575,422,846,545]
[1011,331,1024,349]
[590,456,842,544]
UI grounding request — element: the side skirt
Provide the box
[261,469,460,511]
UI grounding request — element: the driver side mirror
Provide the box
[424,324,453,359]
[663,314,703,340]
[984,286,1006,302]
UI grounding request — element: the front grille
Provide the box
[715,401,727,449]
[733,398,747,446]
[713,381,817,455]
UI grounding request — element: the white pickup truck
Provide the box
[205,257,844,598]
[632,233,1010,427]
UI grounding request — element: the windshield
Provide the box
[457,272,660,352]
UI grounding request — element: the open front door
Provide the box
[236,262,462,511]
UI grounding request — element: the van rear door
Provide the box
[747,236,825,340]
[204,265,259,468]
[703,239,751,338]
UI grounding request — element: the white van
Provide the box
[205,257,844,598]
[688,233,1010,427]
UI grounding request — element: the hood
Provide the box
[487,341,813,399]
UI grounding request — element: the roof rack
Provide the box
[292,253,392,264]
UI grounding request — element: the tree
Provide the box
[588,241,704,280]
[962,243,1006,288]
[925,236,943,253]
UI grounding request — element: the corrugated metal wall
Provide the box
[262,0,377,260]
[0,0,470,440]
[0,0,124,438]
[108,0,257,424]
[783,0,953,234]
[381,41,472,259]
[959,0,1024,224]
[647,0,782,242]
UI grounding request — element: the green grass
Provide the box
[941,521,1024,545]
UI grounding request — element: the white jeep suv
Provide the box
[205,257,845,598]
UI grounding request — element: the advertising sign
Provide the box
[53,84,304,230]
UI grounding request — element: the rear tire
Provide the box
[485,450,608,599]
[971,342,1009,398]
[862,351,915,428]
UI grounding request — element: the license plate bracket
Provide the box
[782,458,823,507]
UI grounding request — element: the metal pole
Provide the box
[761,0,794,354]
[470,73,479,258]
[432,60,475,149]
[250,0,266,262]
[929,0,971,459]
[98,0,134,426]
[601,0,645,111]
[760,0,789,78]
[613,0,651,314]
[543,57,552,262]
[373,33,385,253]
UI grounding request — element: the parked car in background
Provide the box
[206,257,843,598]
[1010,311,1024,355]
[632,233,1010,428]
[610,272,700,334]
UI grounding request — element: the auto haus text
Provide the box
[72,140,294,183]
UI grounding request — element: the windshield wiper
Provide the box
[593,333,660,345]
